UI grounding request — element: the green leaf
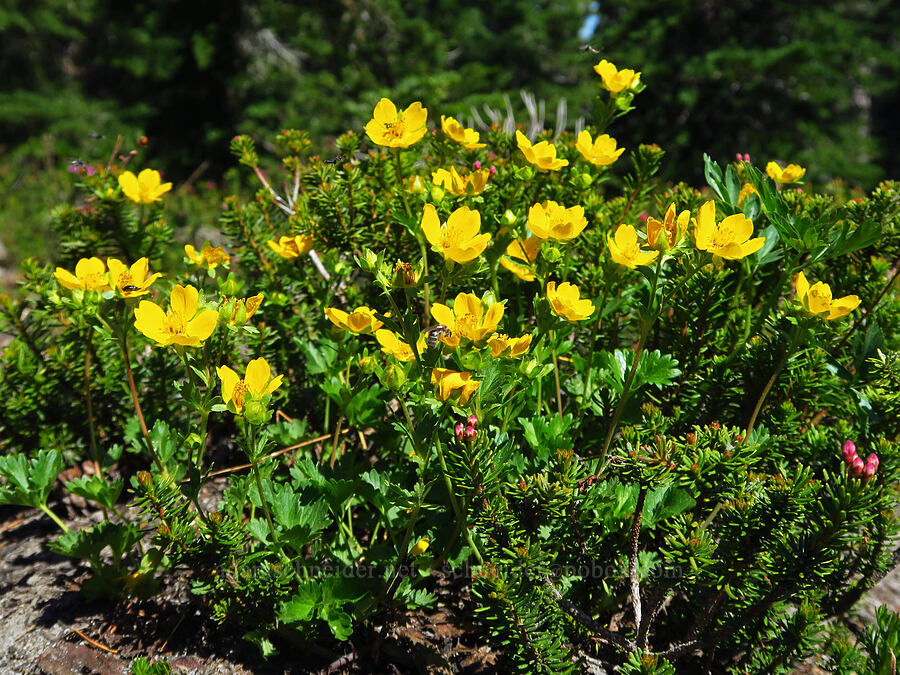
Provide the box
[0,449,63,507]
[279,582,320,624]
[64,474,124,510]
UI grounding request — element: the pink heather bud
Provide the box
[842,440,856,455]
[488,152,497,160]
[454,422,465,442]
[842,442,858,463]
[467,414,478,428]
[489,165,497,176]
[866,453,879,470]
[637,211,649,222]
[735,153,742,161]
[464,425,477,442]
[851,456,865,476]
[863,461,878,479]
[473,160,482,170]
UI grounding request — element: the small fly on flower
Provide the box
[122,285,140,293]
[325,154,344,165]
[423,324,452,349]
[69,159,86,168]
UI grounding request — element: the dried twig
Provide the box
[70,628,118,654]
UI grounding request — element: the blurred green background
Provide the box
[2,0,898,272]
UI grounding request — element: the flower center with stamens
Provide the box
[232,381,248,409]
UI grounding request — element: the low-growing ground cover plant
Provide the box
[1,58,900,673]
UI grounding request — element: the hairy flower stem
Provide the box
[435,432,483,564]
[631,485,647,648]
[745,322,804,437]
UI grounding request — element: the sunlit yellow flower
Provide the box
[431,368,480,404]
[440,115,486,150]
[430,292,504,347]
[516,130,568,171]
[546,281,594,322]
[375,329,423,362]
[500,237,542,281]
[220,293,264,325]
[133,284,218,347]
[795,272,860,320]
[646,204,690,252]
[365,98,428,149]
[325,306,383,334]
[409,538,430,556]
[487,333,532,358]
[575,130,624,167]
[421,204,491,264]
[267,235,314,259]
[693,201,765,260]
[593,59,641,93]
[738,183,759,206]
[185,243,230,269]
[528,201,587,241]
[607,224,659,268]
[766,161,806,183]
[107,257,162,298]
[118,169,172,203]
[54,257,110,291]
[217,357,283,414]
[432,166,490,196]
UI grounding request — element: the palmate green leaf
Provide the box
[595,349,681,393]
[49,520,142,568]
[269,483,331,554]
[64,474,124,510]
[643,485,696,528]
[279,581,319,624]
[0,449,63,507]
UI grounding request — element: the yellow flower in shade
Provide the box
[220,293,264,325]
[409,538,430,556]
[134,284,218,347]
[421,204,491,264]
[431,368,480,404]
[325,306,383,334]
[440,115,486,150]
[693,201,765,260]
[107,257,162,298]
[365,98,428,149]
[547,281,594,322]
[646,204,690,252]
[738,183,759,206]
[267,235,314,259]
[185,243,230,269]
[593,59,641,93]
[118,169,172,203]
[607,224,659,268]
[432,166,490,196]
[430,292,504,347]
[500,237,542,281]
[766,161,806,183]
[527,201,588,241]
[217,357,283,415]
[795,272,860,320]
[575,130,625,167]
[375,329,424,362]
[54,257,110,291]
[487,333,533,358]
[516,130,569,171]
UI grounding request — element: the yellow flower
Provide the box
[430,292,504,347]
[646,204,690,252]
[500,237,542,281]
[133,284,218,347]
[185,243,230,269]
[593,59,641,93]
[365,98,428,149]
[738,183,759,206]
[325,306,383,334]
[487,333,533,358]
[421,204,491,264]
[409,538,430,556]
[217,357,283,414]
[527,201,587,241]
[766,161,806,183]
[546,281,594,322]
[431,368,480,404]
[795,272,860,320]
[220,293,264,325]
[432,166,490,196]
[267,235,314,259]
[607,224,659,268]
[516,130,569,171]
[107,257,163,298]
[693,201,765,260]
[375,329,422,362]
[440,115,486,150]
[54,257,110,291]
[575,130,624,167]
[118,169,172,203]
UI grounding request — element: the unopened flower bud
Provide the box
[866,453,879,470]
[467,414,478,428]
[489,165,497,176]
[430,185,445,202]
[842,441,858,463]
[464,426,477,442]
[408,175,426,194]
[359,356,377,374]
[383,364,407,391]
[473,160,482,170]
[243,399,268,425]
[136,471,153,488]
[863,461,878,479]
[502,209,517,226]
[455,422,465,442]
[851,456,865,476]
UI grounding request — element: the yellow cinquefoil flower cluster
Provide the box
[431,368,480,404]
[575,130,624,167]
[268,235,314,259]
[646,204,690,252]
[795,272,860,320]
[547,281,594,322]
[365,98,428,148]
[607,224,659,268]
[694,201,765,260]
[134,284,218,347]
[325,306,383,334]
[593,59,641,93]
[766,161,806,183]
[55,257,161,298]
[516,131,568,171]
[218,357,283,416]
[118,169,172,203]
[527,201,588,241]
[421,204,491,264]
[441,115,486,150]
[185,243,230,269]
[430,292,504,348]
[55,257,110,292]
[432,166,490,196]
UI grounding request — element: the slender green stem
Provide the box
[39,503,70,533]
[745,322,804,437]
[550,330,563,419]
[434,433,483,564]
[394,149,412,217]
[120,335,164,473]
